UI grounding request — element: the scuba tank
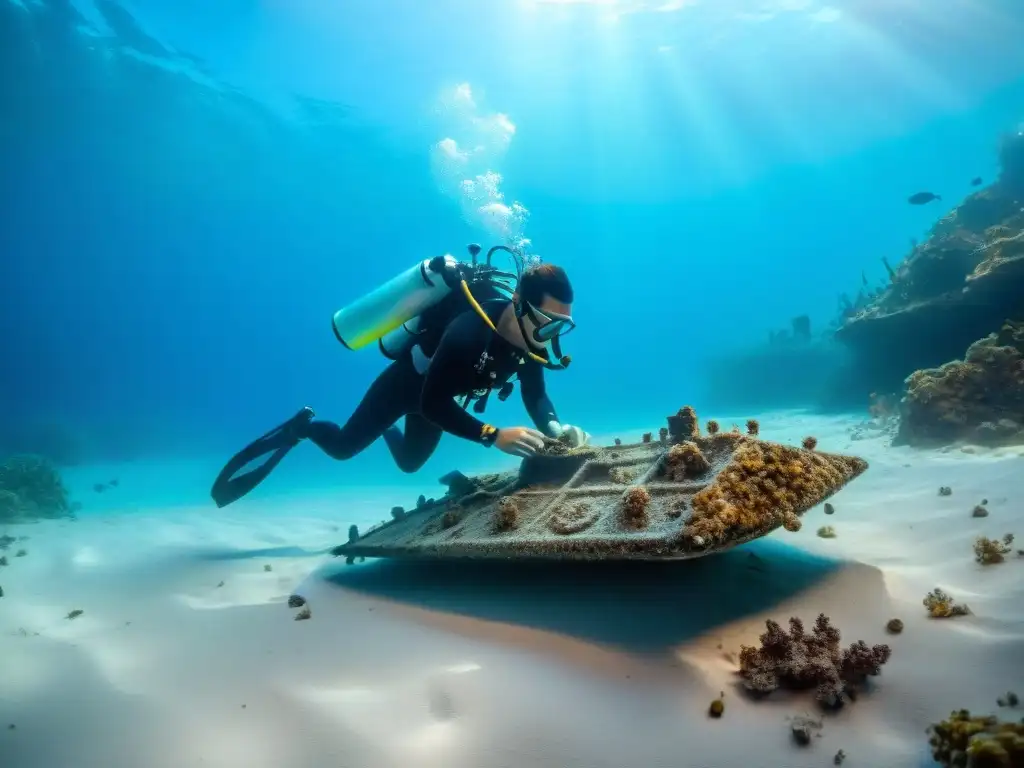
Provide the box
[331,244,521,356]
[331,254,460,352]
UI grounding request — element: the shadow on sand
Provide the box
[321,537,844,654]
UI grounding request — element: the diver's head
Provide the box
[514,263,575,368]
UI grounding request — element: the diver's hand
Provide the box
[496,427,546,458]
[548,421,591,447]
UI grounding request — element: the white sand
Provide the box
[1,412,1022,768]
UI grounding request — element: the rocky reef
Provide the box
[894,320,1024,447]
[836,125,1024,397]
[0,454,73,523]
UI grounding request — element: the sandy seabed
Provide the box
[1,412,1022,768]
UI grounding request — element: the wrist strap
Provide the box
[480,424,499,446]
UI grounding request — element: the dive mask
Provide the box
[519,301,574,370]
[525,302,575,344]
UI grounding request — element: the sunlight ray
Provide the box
[837,16,964,112]
[650,45,746,180]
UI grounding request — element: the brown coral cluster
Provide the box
[668,405,700,441]
[896,320,1024,447]
[621,486,651,528]
[664,441,711,481]
[683,440,867,548]
[738,613,892,707]
[928,708,1024,768]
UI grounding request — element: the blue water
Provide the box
[3,0,1023,489]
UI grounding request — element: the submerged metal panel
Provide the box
[332,418,868,563]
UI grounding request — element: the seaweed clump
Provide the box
[738,613,892,707]
[493,496,520,533]
[924,588,971,618]
[664,441,711,481]
[706,420,720,435]
[974,534,1015,565]
[746,419,760,436]
[0,454,72,523]
[621,486,651,528]
[802,436,818,450]
[928,708,1024,767]
[683,440,868,548]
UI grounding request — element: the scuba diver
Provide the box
[211,244,590,508]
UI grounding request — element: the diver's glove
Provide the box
[547,421,591,447]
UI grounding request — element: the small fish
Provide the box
[93,483,106,493]
[970,176,982,186]
[108,478,119,487]
[861,271,868,287]
[908,191,941,205]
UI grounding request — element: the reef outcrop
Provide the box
[894,321,1024,447]
[835,125,1024,395]
[0,454,73,523]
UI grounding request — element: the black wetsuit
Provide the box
[303,300,560,472]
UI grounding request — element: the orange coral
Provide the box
[622,486,651,528]
[683,440,867,547]
[493,496,520,533]
[706,420,720,435]
[665,441,711,481]
[746,419,760,436]
[802,436,818,450]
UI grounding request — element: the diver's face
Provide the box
[521,293,575,352]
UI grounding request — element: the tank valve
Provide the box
[467,243,482,264]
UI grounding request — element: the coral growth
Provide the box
[548,501,599,535]
[835,126,1024,403]
[896,321,1024,447]
[706,420,720,435]
[642,432,652,444]
[668,405,700,441]
[924,588,971,618]
[974,534,1015,565]
[0,454,72,523]
[493,496,520,533]
[746,419,760,436]
[802,436,818,450]
[737,613,892,707]
[683,440,867,548]
[664,442,711,481]
[621,486,651,528]
[817,525,837,539]
[708,697,724,718]
[928,708,1024,768]
[886,618,904,634]
[608,466,637,485]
